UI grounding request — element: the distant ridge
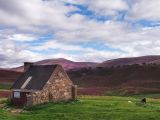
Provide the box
[97,55,160,68]
[11,58,97,72]
[1,55,160,95]
[9,55,160,72]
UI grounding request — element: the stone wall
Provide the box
[26,65,74,105]
[26,89,49,105]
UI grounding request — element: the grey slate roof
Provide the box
[11,65,58,90]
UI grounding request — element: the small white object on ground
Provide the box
[128,101,132,103]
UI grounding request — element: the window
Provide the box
[14,91,20,98]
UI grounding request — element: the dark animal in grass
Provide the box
[141,98,147,104]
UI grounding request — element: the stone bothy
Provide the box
[11,63,77,106]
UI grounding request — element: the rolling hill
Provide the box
[97,55,160,68]
[11,58,97,72]
[69,64,160,95]
[0,70,21,83]
[1,56,160,96]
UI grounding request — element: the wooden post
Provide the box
[72,85,77,100]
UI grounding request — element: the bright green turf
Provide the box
[0,96,160,120]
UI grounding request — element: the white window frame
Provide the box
[13,91,20,98]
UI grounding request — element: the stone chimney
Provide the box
[24,62,33,72]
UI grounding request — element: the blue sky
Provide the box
[0,0,160,67]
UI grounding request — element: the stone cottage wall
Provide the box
[46,68,73,102]
[26,89,49,105]
[26,66,73,105]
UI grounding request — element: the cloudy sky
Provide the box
[0,0,160,68]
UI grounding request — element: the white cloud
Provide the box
[64,0,128,16]
[86,0,128,16]
[0,29,37,41]
[0,0,77,32]
[9,34,36,41]
[127,0,160,21]
[32,40,83,51]
[0,0,160,67]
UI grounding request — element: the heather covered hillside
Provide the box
[11,58,97,72]
[97,55,160,68]
[0,70,21,84]
[1,56,160,96]
[69,64,160,95]
[11,56,160,72]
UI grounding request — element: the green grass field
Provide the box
[0,96,160,120]
[0,83,12,89]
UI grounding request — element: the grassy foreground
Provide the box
[0,96,160,120]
